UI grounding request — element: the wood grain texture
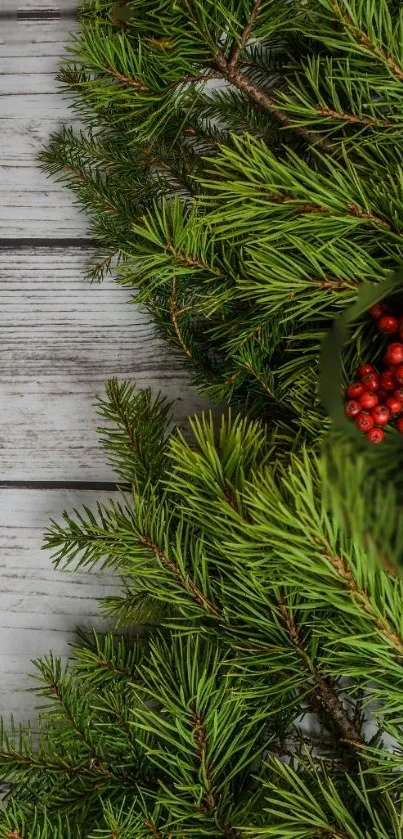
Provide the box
[0,17,87,237]
[0,487,116,724]
[0,246,206,480]
[1,1,76,14]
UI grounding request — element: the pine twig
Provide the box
[315,539,403,654]
[170,278,194,361]
[334,1,403,81]
[213,51,332,152]
[166,244,223,275]
[227,0,263,72]
[105,66,150,92]
[316,105,396,129]
[279,596,366,750]
[140,533,221,617]
[190,705,216,814]
[144,822,162,839]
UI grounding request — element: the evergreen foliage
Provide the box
[8,0,403,835]
[41,0,403,431]
[1,383,403,837]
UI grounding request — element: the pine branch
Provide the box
[314,105,395,129]
[279,596,365,750]
[169,278,195,361]
[190,704,217,817]
[334,1,403,81]
[139,533,221,618]
[105,66,150,92]
[315,537,403,654]
[96,380,171,485]
[213,50,332,151]
[227,0,264,72]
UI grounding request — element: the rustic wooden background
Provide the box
[0,1,205,722]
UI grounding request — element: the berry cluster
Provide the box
[344,303,403,444]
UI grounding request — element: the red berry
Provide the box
[355,412,374,432]
[372,405,390,426]
[369,303,386,319]
[359,392,378,410]
[378,315,399,334]
[396,365,403,385]
[384,342,403,365]
[346,382,364,399]
[366,427,385,444]
[357,364,375,378]
[345,400,361,418]
[380,371,395,391]
[395,386,403,400]
[397,416,403,433]
[386,395,403,414]
[362,373,380,391]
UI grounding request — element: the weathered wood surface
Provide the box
[0,17,86,238]
[0,488,116,724]
[0,246,205,480]
[1,1,76,14]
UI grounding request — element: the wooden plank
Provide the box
[0,247,206,481]
[1,18,73,58]
[0,17,88,237]
[1,1,76,14]
[0,487,116,723]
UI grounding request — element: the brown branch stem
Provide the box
[64,165,121,215]
[279,597,365,749]
[266,193,395,232]
[316,540,403,654]
[91,252,117,277]
[316,105,396,128]
[190,705,241,838]
[312,275,357,291]
[0,751,115,781]
[225,369,243,384]
[190,705,216,813]
[140,533,221,618]
[108,385,138,451]
[214,51,332,152]
[228,0,263,72]
[334,2,403,81]
[170,277,194,361]
[48,680,90,743]
[244,362,274,396]
[144,822,162,839]
[106,66,150,92]
[166,243,223,275]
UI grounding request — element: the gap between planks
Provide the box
[0,481,128,490]
[0,239,96,249]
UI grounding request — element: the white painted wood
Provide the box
[0,488,116,724]
[0,247,206,480]
[0,17,88,237]
[1,1,76,13]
